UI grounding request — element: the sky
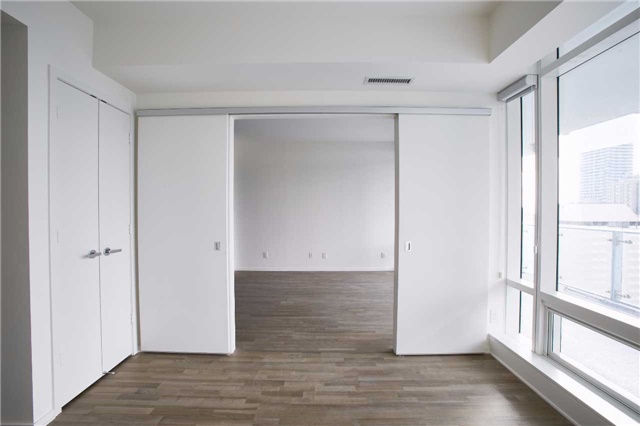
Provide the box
[518,31,640,216]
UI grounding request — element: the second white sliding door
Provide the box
[138,115,233,354]
[395,113,490,355]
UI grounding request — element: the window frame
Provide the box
[547,310,640,413]
[503,5,640,416]
[537,10,640,349]
[535,7,640,413]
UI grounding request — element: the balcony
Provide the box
[522,224,640,317]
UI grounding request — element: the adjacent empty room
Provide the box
[234,116,396,353]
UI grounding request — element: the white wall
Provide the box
[234,117,395,271]
[138,91,497,110]
[489,1,560,60]
[487,101,508,337]
[0,14,2,421]
[0,2,136,424]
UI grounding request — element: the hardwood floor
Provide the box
[236,271,394,353]
[51,272,571,425]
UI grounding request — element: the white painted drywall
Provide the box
[138,91,498,110]
[234,117,395,271]
[0,15,2,421]
[487,101,508,337]
[489,2,561,61]
[138,115,233,354]
[76,2,619,95]
[0,1,136,423]
[395,114,490,355]
[81,3,490,93]
[1,11,33,425]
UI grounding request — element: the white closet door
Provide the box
[50,80,103,406]
[138,115,233,354]
[98,102,133,372]
[395,114,490,355]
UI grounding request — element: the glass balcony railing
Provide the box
[521,224,640,317]
[559,225,639,316]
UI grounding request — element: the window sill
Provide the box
[506,278,535,295]
[489,333,639,426]
[540,291,640,347]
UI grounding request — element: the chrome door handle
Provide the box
[87,250,102,259]
[104,247,122,256]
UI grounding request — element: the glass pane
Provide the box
[520,292,533,339]
[550,313,640,408]
[521,92,536,283]
[558,227,612,299]
[506,286,520,335]
[558,33,640,317]
[505,286,533,339]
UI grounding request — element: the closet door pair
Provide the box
[50,79,132,407]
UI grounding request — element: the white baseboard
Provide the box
[235,266,394,272]
[489,335,637,426]
[34,409,60,426]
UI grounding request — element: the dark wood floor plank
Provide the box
[235,271,395,353]
[51,272,570,425]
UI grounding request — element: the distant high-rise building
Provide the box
[579,144,633,204]
[611,175,640,214]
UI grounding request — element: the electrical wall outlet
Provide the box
[322,252,327,259]
[309,252,313,259]
[381,252,385,259]
[262,252,269,259]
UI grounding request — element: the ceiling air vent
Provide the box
[364,77,413,86]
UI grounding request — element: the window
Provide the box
[499,6,640,417]
[506,86,537,341]
[506,287,533,338]
[521,92,536,283]
[549,313,640,411]
[557,33,640,318]
[538,15,640,415]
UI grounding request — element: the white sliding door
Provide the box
[395,114,490,355]
[98,102,133,372]
[138,115,233,354]
[50,80,103,406]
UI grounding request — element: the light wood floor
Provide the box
[51,271,570,425]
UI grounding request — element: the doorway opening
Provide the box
[232,115,396,352]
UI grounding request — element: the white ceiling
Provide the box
[235,115,396,144]
[72,1,620,95]
[74,1,500,23]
